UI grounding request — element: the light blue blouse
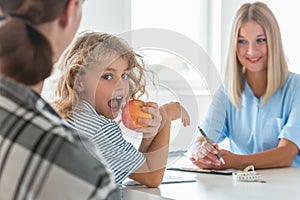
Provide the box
[202,72,300,166]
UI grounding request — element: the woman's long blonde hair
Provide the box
[225,2,288,108]
[54,32,146,119]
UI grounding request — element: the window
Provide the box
[131,0,222,100]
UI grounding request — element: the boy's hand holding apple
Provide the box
[122,100,162,138]
[122,100,190,137]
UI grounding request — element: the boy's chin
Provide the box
[105,111,120,119]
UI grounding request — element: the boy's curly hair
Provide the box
[54,32,146,119]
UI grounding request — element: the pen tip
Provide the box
[220,158,225,164]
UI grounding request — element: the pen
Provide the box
[197,126,225,164]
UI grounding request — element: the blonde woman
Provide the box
[191,2,300,170]
[54,32,190,187]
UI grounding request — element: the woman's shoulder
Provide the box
[278,72,300,97]
[285,72,300,88]
[288,71,300,79]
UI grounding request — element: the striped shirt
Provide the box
[67,100,145,184]
[0,75,119,200]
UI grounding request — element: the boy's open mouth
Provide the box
[108,96,123,113]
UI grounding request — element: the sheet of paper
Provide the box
[122,174,196,186]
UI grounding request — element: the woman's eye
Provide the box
[103,74,112,80]
[238,39,247,44]
[121,73,129,80]
[257,38,267,43]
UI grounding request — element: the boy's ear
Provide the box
[58,0,77,28]
[74,74,85,92]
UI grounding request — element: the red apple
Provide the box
[122,99,152,130]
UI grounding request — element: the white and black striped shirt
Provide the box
[0,75,119,200]
[67,101,145,184]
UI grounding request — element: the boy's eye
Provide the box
[121,73,129,80]
[103,74,112,80]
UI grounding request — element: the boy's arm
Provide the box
[130,102,190,187]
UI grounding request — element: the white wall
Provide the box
[77,0,131,35]
[267,1,300,72]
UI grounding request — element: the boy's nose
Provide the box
[114,78,125,90]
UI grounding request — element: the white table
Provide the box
[123,167,300,200]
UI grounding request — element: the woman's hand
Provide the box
[190,136,223,168]
[191,148,236,170]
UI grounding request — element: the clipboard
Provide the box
[167,167,236,175]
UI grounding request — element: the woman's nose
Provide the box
[246,42,258,55]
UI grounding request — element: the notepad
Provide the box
[122,174,196,186]
[167,167,236,175]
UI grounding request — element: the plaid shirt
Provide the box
[0,75,119,200]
